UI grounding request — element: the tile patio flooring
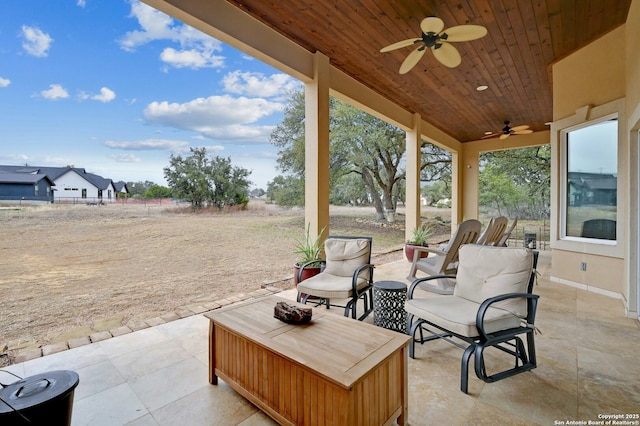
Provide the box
[2,250,640,425]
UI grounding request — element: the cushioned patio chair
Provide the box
[497,217,518,247]
[405,245,539,393]
[296,236,374,320]
[476,216,508,246]
[406,219,481,294]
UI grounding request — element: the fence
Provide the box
[53,197,175,205]
[505,220,550,250]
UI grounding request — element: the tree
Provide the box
[268,90,452,220]
[479,146,550,219]
[143,184,172,199]
[126,180,156,198]
[163,147,251,209]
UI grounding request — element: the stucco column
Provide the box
[458,148,476,224]
[304,52,330,240]
[405,113,422,240]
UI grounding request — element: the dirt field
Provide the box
[1,200,450,363]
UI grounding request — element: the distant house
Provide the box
[0,171,55,204]
[113,181,129,198]
[567,172,617,206]
[0,165,118,204]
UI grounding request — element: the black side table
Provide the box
[373,281,408,334]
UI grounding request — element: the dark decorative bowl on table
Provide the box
[274,301,312,324]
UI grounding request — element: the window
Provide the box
[82,189,87,199]
[564,118,617,241]
[34,185,39,196]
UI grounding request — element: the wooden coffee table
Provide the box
[205,295,410,426]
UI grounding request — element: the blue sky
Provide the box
[0,0,300,189]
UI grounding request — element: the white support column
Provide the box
[304,52,331,240]
[405,113,422,240]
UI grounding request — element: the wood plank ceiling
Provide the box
[226,0,631,142]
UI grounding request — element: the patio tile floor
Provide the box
[2,250,639,425]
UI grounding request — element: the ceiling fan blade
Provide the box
[443,25,488,42]
[510,125,530,132]
[432,42,461,68]
[380,38,419,52]
[420,17,444,34]
[481,133,500,139]
[499,133,511,140]
[513,129,534,135]
[399,47,426,74]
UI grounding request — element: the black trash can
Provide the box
[524,233,537,249]
[0,370,79,425]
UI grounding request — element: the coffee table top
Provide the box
[205,295,410,388]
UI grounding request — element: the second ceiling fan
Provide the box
[482,121,533,140]
[380,17,487,74]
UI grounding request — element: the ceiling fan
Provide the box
[380,17,487,74]
[482,121,534,140]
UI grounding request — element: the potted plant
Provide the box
[293,223,325,285]
[405,224,433,262]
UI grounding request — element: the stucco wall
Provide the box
[626,0,640,115]
[552,26,626,121]
[551,22,631,301]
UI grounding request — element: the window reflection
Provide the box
[565,118,617,240]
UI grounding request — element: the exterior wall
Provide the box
[0,181,53,202]
[551,23,633,310]
[54,171,98,201]
[625,0,640,316]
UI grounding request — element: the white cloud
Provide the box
[119,1,224,70]
[160,47,224,69]
[0,153,29,163]
[222,71,300,98]
[91,87,116,102]
[76,0,86,7]
[143,95,282,143]
[103,139,190,151]
[0,77,10,87]
[109,153,141,163]
[39,84,69,100]
[21,25,53,57]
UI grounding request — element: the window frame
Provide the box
[560,114,618,245]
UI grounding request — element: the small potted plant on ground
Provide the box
[293,223,325,285]
[405,224,433,262]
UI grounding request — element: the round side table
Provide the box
[373,280,408,334]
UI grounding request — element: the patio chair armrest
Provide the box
[412,246,446,257]
[296,259,326,283]
[476,292,541,339]
[351,263,375,293]
[408,275,456,299]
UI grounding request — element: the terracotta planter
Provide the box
[293,263,322,286]
[404,243,429,262]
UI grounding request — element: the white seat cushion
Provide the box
[454,245,533,318]
[324,238,370,279]
[405,296,521,338]
[297,273,369,300]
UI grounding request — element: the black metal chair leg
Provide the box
[461,344,475,394]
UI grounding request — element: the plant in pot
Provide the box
[405,224,434,262]
[293,224,325,285]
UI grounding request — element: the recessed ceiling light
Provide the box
[476,85,488,91]
[484,131,493,135]
[545,121,552,125]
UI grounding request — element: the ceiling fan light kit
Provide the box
[380,17,487,74]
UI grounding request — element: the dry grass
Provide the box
[2,200,447,362]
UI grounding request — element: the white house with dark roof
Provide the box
[0,165,118,204]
